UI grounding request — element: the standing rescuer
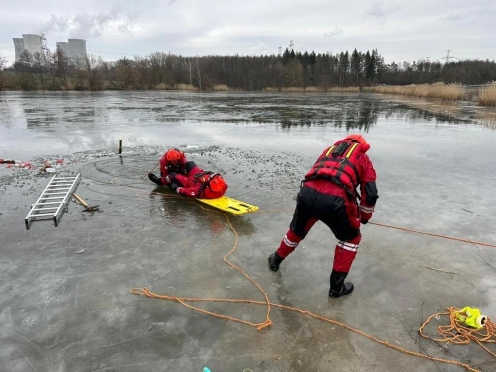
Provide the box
[268,134,379,298]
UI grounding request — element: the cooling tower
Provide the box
[13,38,24,62]
[22,34,43,57]
[68,39,87,62]
[56,42,70,59]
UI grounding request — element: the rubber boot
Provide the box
[329,270,354,298]
[268,252,284,272]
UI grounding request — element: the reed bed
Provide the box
[175,83,197,91]
[212,84,230,91]
[282,87,306,92]
[479,83,496,106]
[303,86,320,92]
[264,86,360,92]
[373,83,465,100]
[328,86,360,92]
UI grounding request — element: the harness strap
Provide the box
[195,172,219,197]
[305,141,362,199]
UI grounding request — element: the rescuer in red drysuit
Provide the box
[168,162,228,199]
[268,134,379,298]
[148,148,188,187]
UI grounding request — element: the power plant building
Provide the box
[13,38,25,62]
[12,34,87,63]
[56,42,69,57]
[12,34,43,62]
[56,39,87,63]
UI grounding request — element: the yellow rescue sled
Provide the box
[197,196,259,215]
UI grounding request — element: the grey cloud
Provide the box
[365,2,399,19]
[439,11,464,22]
[474,6,496,17]
[439,6,496,22]
[168,0,179,5]
[324,27,343,39]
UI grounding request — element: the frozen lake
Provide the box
[1,90,494,160]
[2,90,496,237]
[1,91,495,371]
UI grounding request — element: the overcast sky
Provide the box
[1,0,495,66]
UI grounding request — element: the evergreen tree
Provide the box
[350,48,361,86]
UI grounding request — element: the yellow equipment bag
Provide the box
[455,306,487,329]
[197,196,259,215]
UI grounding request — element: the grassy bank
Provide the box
[1,70,495,108]
[369,83,465,101]
[479,83,496,106]
[368,83,496,107]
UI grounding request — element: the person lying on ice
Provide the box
[148,148,188,187]
[267,134,379,298]
[149,159,228,199]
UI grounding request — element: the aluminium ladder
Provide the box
[25,174,81,230]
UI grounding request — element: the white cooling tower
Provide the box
[68,39,87,62]
[22,34,43,57]
[56,42,70,59]
[13,38,24,62]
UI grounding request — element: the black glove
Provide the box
[361,219,368,225]
[165,172,178,184]
[169,182,179,191]
[148,173,161,186]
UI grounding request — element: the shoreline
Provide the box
[1,83,495,106]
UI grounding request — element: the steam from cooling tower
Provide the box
[324,27,344,39]
[39,10,140,39]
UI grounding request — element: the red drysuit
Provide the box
[269,135,378,298]
[172,165,228,199]
[158,149,188,186]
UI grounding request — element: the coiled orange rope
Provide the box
[131,288,492,372]
[420,307,496,359]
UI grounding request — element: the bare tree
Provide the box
[134,56,150,89]
[42,50,59,90]
[32,51,48,90]
[100,60,116,87]
[0,53,6,90]
[16,50,38,90]
[55,46,70,89]
[148,52,168,86]
[74,54,103,90]
[284,59,304,87]
[195,58,202,89]
[115,57,136,88]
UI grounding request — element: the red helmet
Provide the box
[345,134,367,145]
[165,149,182,163]
[209,174,227,192]
[345,134,370,152]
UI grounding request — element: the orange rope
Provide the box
[141,161,160,179]
[130,289,485,372]
[220,214,272,330]
[370,221,496,248]
[254,208,496,248]
[420,307,496,359]
[131,209,496,371]
[129,190,496,370]
[144,196,272,331]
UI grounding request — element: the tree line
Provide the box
[1,47,495,91]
